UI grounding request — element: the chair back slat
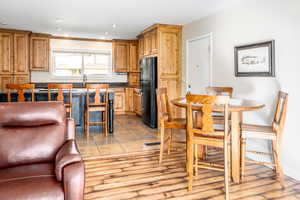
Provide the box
[186,94,230,138]
[86,84,109,105]
[206,87,233,97]
[273,91,288,136]
[156,88,172,122]
[47,84,73,103]
[6,84,35,102]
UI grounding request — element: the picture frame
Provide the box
[234,40,275,77]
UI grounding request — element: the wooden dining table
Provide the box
[171,97,265,184]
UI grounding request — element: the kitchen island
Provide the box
[0,89,115,135]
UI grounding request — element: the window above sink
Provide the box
[53,50,112,77]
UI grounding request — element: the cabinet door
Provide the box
[13,33,29,75]
[150,30,158,55]
[30,37,49,71]
[138,37,144,57]
[133,91,142,116]
[0,75,13,92]
[0,33,13,74]
[125,88,134,112]
[114,91,125,114]
[144,33,151,56]
[129,42,139,72]
[128,72,140,87]
[113,42,129,72]
[14,75,29,84]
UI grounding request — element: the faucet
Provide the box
[83,74,87,88]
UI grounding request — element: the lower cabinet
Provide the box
[114,88,126,115]
[128,72,140,87]
[14,75,29,84]
[0,74,29,92]
[133,89,142,116]
[114,87,142,116]
[0,76,13,92]
[125,88,134,113]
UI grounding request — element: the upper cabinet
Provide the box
[0,31,29,75]
[0,33,13,74]
[128,42,139,72]
[113,41,129,73]
[30,36,50,71]
[13,33,29,74]
[112,40,139,73]
[138,28,158,57]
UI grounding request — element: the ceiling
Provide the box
[0,0,241,39]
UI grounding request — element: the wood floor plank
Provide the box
[83,151,300,200]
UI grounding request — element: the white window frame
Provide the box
[50,49,113,80]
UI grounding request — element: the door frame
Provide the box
[186,32,213,92]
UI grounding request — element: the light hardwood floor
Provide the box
[78,115,300,200]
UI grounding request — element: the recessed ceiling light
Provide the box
[112,24,116,29]
[56,27,62,31]
[55,18,63,23]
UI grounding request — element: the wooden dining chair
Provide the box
[240,91,288,186]
[206,86,233,97]
[85,84,109,138]
[186,94,231,200]
[6,84,35,102]
[156,88,186,164]
[48,84,73,117]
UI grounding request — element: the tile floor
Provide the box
[76,115,185,159]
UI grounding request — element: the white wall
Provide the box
[183,0,300,180]
[31,39,127,83]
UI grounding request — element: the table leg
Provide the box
[231,111,242,184]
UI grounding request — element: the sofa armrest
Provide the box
[55,139,82,181]
[63,161,85,200]
[66,118,75,140]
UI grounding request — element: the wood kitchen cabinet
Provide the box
[0,30,30,92]
[128,42,139,72]
[143,32,151,56]
[133,89,142,116]
[128,72,140,87]
[0,75,13,92]
[138,36,144,58]
[113,41,129,73]
[30,36,50,71]
[13,33,29,75]
[150,29,158,55]
[0,32,13,75]
[114,88,125,114]
[14,75,30,85]
[113,40,139,73]
[125,88,134,113]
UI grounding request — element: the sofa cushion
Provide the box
[0,123,66,168]
[0,176,64,200]
[0,101,65,127]
[0,163,54,183]
[0,163,64,200]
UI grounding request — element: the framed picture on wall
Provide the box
[234,40,275,77]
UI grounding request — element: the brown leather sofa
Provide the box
[0,101,84,200]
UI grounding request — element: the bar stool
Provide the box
[47,84,73,117]
[85,84,109,138]
[6,84,35,102]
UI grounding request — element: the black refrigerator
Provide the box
[140,57,157,128]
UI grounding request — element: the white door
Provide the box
[186,34,212,94]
